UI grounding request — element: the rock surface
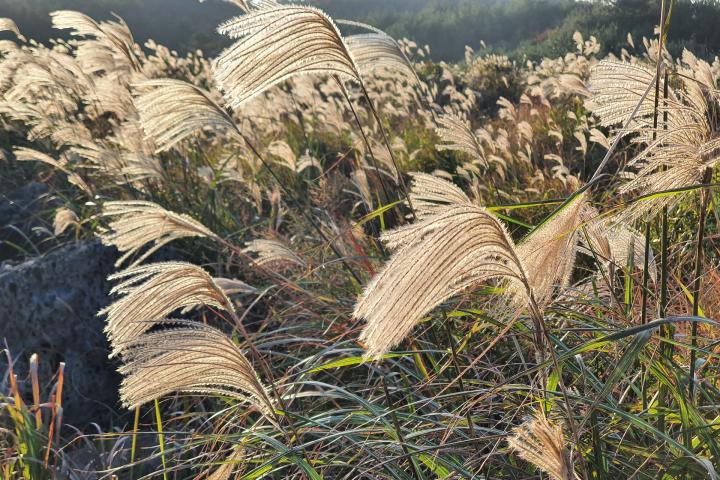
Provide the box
[0,239,124,427]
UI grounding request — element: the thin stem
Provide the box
[658,69,671,435]
[232,127,364,286]
[688,168,712,399]
[130,405,141,480]
[154,399,169,480]
[443,314,475,438]
[381,376,422,479]
[358,82,416,219]
[335,77,392,204]
[640,222,652,411]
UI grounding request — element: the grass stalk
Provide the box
[658,69,671,435]
[334,77,393,206]
[130,405,141,480]
[688,168,712,399]
[154,399,169,480]
[640,222,652,410]
[442,315,475,438]
[381,376,422,479]
[358,82,416,218]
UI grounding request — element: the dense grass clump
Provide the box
[3,2,720,479]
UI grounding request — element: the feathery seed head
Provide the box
[355,202,526,358]
[407,172,472,220]
[213,6,361,109]
[101,262,235,356]
[134,79,239,153]
[0,18,25,42]
[99,200,219,267]
[118,321,275,419]
[507,414,573,480]
[511,193,588,307]
[243,238,306,269]
[53,207,79,236]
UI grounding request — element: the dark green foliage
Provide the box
[7,0,720,61]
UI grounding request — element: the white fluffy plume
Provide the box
[213,6,360,109]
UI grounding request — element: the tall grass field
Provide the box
[2,0,720,478]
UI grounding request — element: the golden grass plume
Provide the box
[101,262,236,356]
[134,79,239,153]
[213,6,360,109]
[355,202,527,358]
[507,414,573,480]
[50,10,140,71]
[0,18,25,42]
[118,320,275,418]
[407,171,472,219]
[53,207,79,236]
[243,238,306,269]
[99,200,219,267]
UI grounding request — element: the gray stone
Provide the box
[0,239,124,427]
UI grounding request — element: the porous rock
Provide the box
[0,239,123,427]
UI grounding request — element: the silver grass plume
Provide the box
[0,18,25,42]
[53,207,79,236]
[134,79,239,153]
[620,81,719,220]
[581,207,657,280]
[507,414,573,480]
[13,147,92,196]
[213,6,361,109]
[99,201,219,267]
[512,193,587,308]
[50,10,141,71]
[407,172,471,219]
[118,320,275,418]
[355,202,528,358]
[435,113,489,168]
[101,262,236,357]
[339,20,418,83]
[591,60,720,220]
[586,60,662,131]
[213,277,258,296]
[243,239,306,269]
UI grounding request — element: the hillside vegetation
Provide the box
[3,0,720,479]
[5,0,720,60]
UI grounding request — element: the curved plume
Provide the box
[590,60,720,220]
[54,208,79,236]
[213,277,258,296]
[213,6,360,109]
[513,193,587,307]
[586,60,660,130]
[50,10,141,71]
[101,262,236,356]
[0,18,25,42]
[339,21,417,82]
[134,79,239,152]
[435,113,489,168]
[243,239,306,269]
[507,415,573,480]
[118,321,275,418]
[99,201,219,267]
[13,147,92,196]
[407,172,471,219]
[355,203,527,358]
